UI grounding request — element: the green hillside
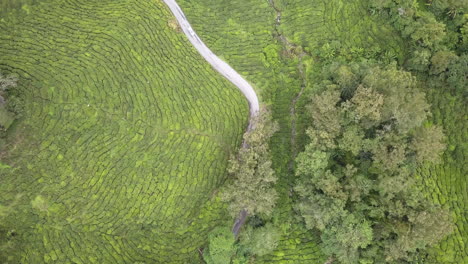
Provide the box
[0,0,466,263]
[0,0,248,263]
[177,0,406,263]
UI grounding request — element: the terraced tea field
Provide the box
[0,0,248,262]
[1,0,464,263]
[276,0,405,60]
[419,88,468,263]
[177,0,279,98]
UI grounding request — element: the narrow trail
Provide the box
[162,0,259,122]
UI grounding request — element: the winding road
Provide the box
[163,0,258,237]
[162,0,260,118]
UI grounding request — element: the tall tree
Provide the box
[222,107,279,218]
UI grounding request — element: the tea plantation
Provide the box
[0,0,248,263]
[1,0,466,263]
[419,88,468,263]
[276,0,404,60]
[177,0,406,263]
[177,0,324,262]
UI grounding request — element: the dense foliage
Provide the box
[295,62,453,263]
[366,1,467,262]
[222,107,279,217]
[203,227,237,264]
[203,221,281,264]
[238,223,281,258]
[0,72,22,131]
[177,0,419,262]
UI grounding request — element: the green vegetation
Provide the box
[0,0,40,17]
[203,221,282,263]
[203,227,237,264]
[276,0,405,62]
[178,0,466,263]
[178,0,411,262]
[222,107,279,218]
[363,1,468,262]
[0,72,18,131]
[0,0,466,263]
[295,62,453,263]
[421,87,467,263]
[239,223,281,258]
[176,1,323,260]
[0,0,248,262]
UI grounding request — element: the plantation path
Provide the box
[163,0,260,119]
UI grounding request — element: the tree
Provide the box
[361,64,431,132]
[321,214,373,264]
[239,223,281,257]
[430,50,458,75]
[0,73,17,92]
[410,124,446,164]
[295,62,453,263]
[306,89,341,146]
[0,73,18,130]
[461,21,468,51]
[407,48,432,72]
[221,107,279,218]
[203,227,236,264]
[429,0,468,18]
[446,54,468,92]
[410,12,446,49]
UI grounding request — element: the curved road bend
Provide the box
[162,0,258,237]
[162,0,260,119]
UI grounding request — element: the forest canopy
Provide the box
[294,62,453,263]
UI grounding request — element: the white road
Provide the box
[162,0,260,119]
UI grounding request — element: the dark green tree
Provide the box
[429,0,468,18]
[446,54,468,92]
[430,50,458,75]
